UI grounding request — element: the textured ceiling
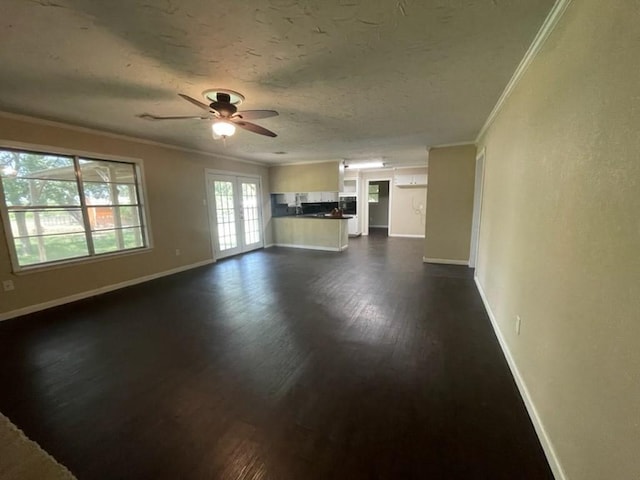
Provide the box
[0,0,555,166]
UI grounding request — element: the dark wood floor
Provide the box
[0,233,553,479]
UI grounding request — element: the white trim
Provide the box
[264,243,275,248]
[475,0,573,143]
[469,147,486,268]
[423,257,469,265]
[0,110,268,167]
[0,259,215,322]
[392,165,428,170]
[270,243,342,252]
[474,276,567,480]
[389,234,425,238]
[369,224,388,228]
[271,159,342,167]
[427,141,476,151]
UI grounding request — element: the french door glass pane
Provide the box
[242,182,261,245]
[214,181,237,251]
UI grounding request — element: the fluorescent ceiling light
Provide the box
[212,121,236,138]
[346,161,384,170]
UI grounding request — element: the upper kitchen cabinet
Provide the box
[395,173,428,188]
[269,161,343,193]
[341,178,357,195]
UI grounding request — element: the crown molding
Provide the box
[270,159,342,167]
[427,141,476,151]
[0,110,269,167]
[475,0,573,143]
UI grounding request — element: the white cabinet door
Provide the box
[321,192,338,202]
[348,215,360,235]
[395,174,427,187]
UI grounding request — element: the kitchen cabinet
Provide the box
[342,179,357,194]
[306,192,338,202]
[348,215,360,236]
[395,174,427,187]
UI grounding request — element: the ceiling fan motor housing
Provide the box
[210,92,237,117]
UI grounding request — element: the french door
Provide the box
[206,173,264,260]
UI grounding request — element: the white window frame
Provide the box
[0,141,153,273]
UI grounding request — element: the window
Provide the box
[0,147,149,270]
[368,183,380,203]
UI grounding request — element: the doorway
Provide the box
[364,179,391,236]
[206,172,264,260]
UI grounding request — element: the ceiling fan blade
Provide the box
[178,93,212,112]
[138,113,210,121]
[233,110,279,120]
[232,119,278,137]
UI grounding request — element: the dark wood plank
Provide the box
[0,235,554,479]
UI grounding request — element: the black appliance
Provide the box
[340,196,357,215]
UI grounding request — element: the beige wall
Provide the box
[391,167,427,237]
[476,1,640,479]
[358,167,427,237]
[269,161,341,193]
[424,145,476,261]
[0,114,271,317]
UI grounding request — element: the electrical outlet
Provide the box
[3,280,15,292]
[175,249,181,256]
[516,315,522,335]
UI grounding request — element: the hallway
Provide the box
[0,236,552,479]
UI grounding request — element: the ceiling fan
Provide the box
[139,89,278,138]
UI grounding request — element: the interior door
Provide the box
[207,173,263,260]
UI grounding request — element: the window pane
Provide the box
[8,209,85,237]
[79,159,135,183]
[92,227,144,254]
[369,185,379,194]
[13,232,89,266]
[87,206,142,231]
[2,178,80,207]
[83,183,139,205]
[0,150,76,180]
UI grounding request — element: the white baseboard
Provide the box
[369,225,388,228]
[0,259,215,322]
[474,276,566,480]
[423,257,469,265]
[389,234,425,239]
[264,243,275,248]
[270,243,342,252]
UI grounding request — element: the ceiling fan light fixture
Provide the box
[212,121,236,138]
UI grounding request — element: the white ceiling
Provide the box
[0,0,555,166]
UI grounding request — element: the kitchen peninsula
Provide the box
[272,214,350,252]
[269,160,350,252]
